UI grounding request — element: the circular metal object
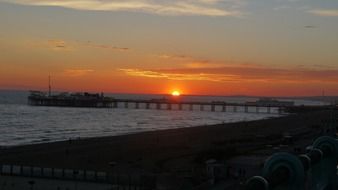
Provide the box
[298,154,311,171]
[262,152,304,190]
[245,176,269,190]
[313,136,338,159]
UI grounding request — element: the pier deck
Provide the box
[28,95,287,114]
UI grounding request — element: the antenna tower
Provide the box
[48,75,51,97]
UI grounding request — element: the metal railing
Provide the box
[0,165,156,190]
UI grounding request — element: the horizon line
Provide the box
[1,88,337,99]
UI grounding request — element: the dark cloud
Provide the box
[304,25,317,28]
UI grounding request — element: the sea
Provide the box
[0,90,328,146]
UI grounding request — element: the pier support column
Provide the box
[245,106,248,113]
[211,105,215,112]
[113,102,118,108]
[146,103,150,109]
[167,103,172,110]
[267,106,271,114]
[156,103,161,110]
[189,104,193,111]
[200,105,204,111]
[278,108,282,114]
[178,104,183,111]
[135,102,139,109]
[222,105,226,112]
[233,106,237,112]
[256,106,259,113]
[124,102,128,108]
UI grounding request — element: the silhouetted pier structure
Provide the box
[110,99,286,114]
[28,92,288,114]
[28,91,114,108]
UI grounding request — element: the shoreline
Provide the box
[0,110,281,148]
[2,114,283,149]
[0,110,333,174]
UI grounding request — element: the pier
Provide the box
[109,99,285,114]
[28,92,287,114]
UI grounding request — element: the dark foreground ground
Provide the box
[1,110,335,177]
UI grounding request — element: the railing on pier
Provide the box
[245,136,338,190]
[0,165,156,190]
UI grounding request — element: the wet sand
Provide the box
[0,110,333,174]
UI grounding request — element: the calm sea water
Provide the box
[0,90,326,146]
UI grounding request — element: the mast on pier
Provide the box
[48,75,51,97]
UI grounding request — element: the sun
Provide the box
[171,90,181,97]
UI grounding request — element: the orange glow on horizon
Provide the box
[1,67,338,96]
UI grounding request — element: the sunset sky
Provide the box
[0,0,338,96]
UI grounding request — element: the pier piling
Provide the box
[222,105,226,112]
[200,105,204,111]
[267,106,271,113]
[233,106,237,112]
[178,104,183,111]
[211,105,215,112]
[245,106,248,113]
[167,104,172,110]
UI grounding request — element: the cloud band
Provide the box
[1,0,243,17]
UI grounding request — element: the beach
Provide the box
[0,110,333,176]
